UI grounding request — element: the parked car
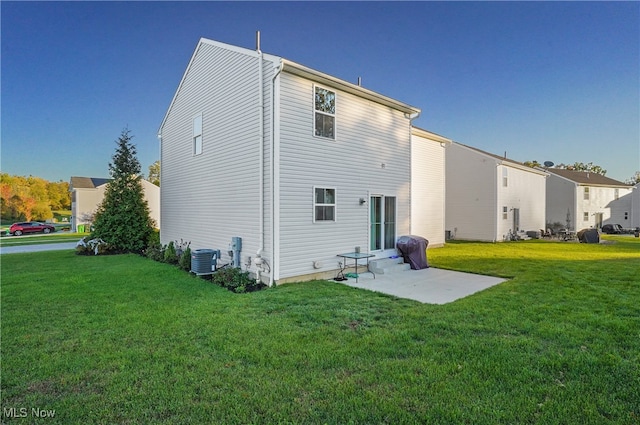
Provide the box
[9,222,56,236]
[601,224,623,234]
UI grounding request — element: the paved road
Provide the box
[0,242,78,255]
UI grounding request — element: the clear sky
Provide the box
[2,1,639,183]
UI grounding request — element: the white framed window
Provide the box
[583,212,589,221]
[614,188,619,200]
[313,187,336,222]
[584,187,590,200]
[502,206,508,220]
[193,113,203,155]
[314,86,335,139]
[502,168,508,187]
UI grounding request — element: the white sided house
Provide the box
[632,183,640,228]
[545,169,633,231]
[69,176,160,232]
[445,143,548,242]
[158,37,435,285]
[411,127,451,247]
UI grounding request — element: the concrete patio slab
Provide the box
[338,267,508,304]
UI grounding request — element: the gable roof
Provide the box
[280,58,421,116]
[452,142,548,176]
[411,126,453,145]
[545,169,631,187]
[158,37,420,135]
[70,176,111,190]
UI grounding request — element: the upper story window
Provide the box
[314,187,336,222]
[502,168,508,187]
[314,86,335,139]
[614,188,619,200]
[193,113,203,156]
[584,187,590,200]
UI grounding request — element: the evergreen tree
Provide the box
[91,129,154,253]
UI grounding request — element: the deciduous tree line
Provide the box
[524,160,639,184]
[0,174,71,222]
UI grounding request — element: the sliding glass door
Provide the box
[370,195,396,252]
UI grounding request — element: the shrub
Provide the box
[163,241,178,264]
[210,267,264,293]
[179,246,192,272]
[145,231,164,262]
[75,237,113,255]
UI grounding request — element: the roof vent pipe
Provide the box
[256,30,261,53]
[357,77,362,86]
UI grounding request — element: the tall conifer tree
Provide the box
[91,129,154,253]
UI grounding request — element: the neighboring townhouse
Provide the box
[633,183,640,228]
[545,169,633,231]
[158,37,451,285]
[445,142,548,242]
[411,127,451,247]
[69,176,160,232]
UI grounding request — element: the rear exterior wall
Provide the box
[275,72,412,281]
[495,165,546,239]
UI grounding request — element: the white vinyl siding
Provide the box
[277,72,411,280]
[410,131,446,246]
[160,40,274,266]
[446,143,547,242]
[496,164,546,239]
[445,144,498,241]
[545,175,577,230]
[576,184,633,228]
[632,184,640,227]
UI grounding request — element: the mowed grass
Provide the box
[1,237,639,424]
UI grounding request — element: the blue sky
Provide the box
[2,1,639,183]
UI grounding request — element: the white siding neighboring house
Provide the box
[632,183,640,228]
[69,176,160,232]
[158,37,428,285]
[411,127,451,247]
[445,142,548,242]
[545,169,633,231]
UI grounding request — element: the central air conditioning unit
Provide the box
[191,249,221,276]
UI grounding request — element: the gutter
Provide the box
[280,59,421,116]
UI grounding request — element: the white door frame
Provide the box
[370,194,397,254]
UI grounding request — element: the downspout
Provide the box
[268,61,284,287]
[255,32,265,285]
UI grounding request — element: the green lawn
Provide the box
[1,237,639,424]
